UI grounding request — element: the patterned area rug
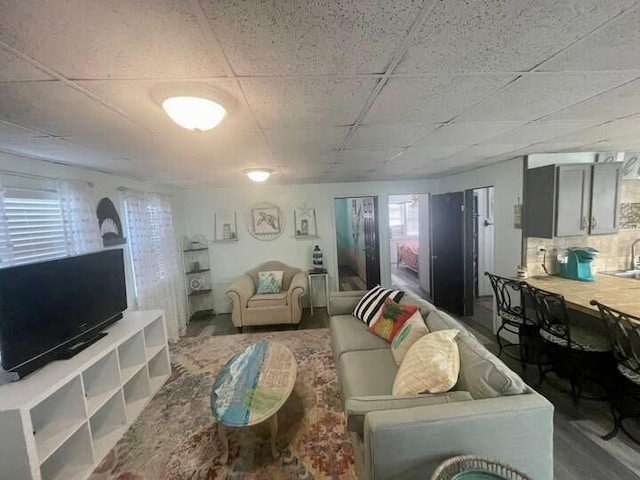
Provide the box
[90,329,355,480]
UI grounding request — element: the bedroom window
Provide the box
[405,204,419,236]
[1,186,67,266]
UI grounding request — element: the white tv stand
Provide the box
[0,310,170,480]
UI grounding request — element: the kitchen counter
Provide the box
[526,274,640,319]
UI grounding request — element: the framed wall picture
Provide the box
[294,207,317,238]
[246,202,285,241]
[214,212,238,242]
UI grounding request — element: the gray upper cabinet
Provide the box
[524,162,622,238]
[590,163,622,235]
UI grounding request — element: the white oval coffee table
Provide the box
[210,340,297,464]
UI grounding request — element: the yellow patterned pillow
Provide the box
[392,329,460,395]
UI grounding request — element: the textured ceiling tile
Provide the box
[540,7,640,72]
[442,143,529,161]
[364,75,517,124]
[548,119,640,143]
[394,145,469,164]
[459,72,639,122]
[0,137,114,166]
[79,80,260,133]
[544,78,640,121]
[0,81,144,136]
[240,77,376,128]
[488,120,601,144]
[263,127,348,153]
[348,124,439,149]
[522,142,594,154]
[274,152,336,167]
[0,0,226,79]
[200,0,424,75]
[340,148,403,165]
[414,121,525,146]
[0,120,47,138]
[0,49,52,81]
[396,0,633,74]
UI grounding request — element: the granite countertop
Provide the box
[526,274,640,318]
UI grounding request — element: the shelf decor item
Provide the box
[214,212,238,242]
[312,245,324,272]
[294,206,317,238]
[246,202,285,241]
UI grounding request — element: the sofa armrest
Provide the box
[329,291,368,316]
[363,392,554,480]
[346,391,473,437]
[226,275,255,327]
[287,271,308,324]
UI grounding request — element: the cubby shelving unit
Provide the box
[0,310,170,480]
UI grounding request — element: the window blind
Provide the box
[3,187,67,265]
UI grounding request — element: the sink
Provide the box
[601,270,640,280]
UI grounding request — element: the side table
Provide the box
[307,270,329,315]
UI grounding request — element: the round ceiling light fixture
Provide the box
[244,168,273,182]
[152,83,236,132]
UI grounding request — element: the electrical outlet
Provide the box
[537,245,546,258]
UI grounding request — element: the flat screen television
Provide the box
[0,249,127,381]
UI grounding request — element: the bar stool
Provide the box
[590,300,640,444]
[527,285,613,406]
[484,272,540,372]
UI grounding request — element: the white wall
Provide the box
[0,152,185,308]
[182,180,432,312]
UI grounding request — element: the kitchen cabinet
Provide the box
[524,162,622,238]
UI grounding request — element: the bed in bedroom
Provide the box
[397,240,419,273]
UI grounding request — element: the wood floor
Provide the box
[185,308,640,479]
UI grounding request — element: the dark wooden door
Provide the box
[430,192,472,316]
[362,197,380,289]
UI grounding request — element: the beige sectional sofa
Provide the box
[329,290,554,480]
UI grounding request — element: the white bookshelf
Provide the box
[0,310,170,480]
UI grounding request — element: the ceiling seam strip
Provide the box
[0,40,155,134]
[189,0,283,178]
[333,0,440,161]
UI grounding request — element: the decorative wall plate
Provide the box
[189,278,202,291]
[246,202,285,241]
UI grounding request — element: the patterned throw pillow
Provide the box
[256,271,284,294]
[353,286,404,325]
[392,329,460,395]
[390,311,429,365]
[368,298,419,342]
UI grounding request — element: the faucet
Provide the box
[633,238,640,271]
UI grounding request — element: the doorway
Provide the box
[388,194,430,300]
[334,196,380,291]
[472,187,495,332]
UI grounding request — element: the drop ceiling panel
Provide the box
[414,122,525,146]
[240,77,377,128]
[79,80,260,134]
[364,75,517,124]
[549,119,640,144]
[274,152,336,168]
[544,78,640,121]
[0,137,116,167]
[0,81,145,136]
[394,146,469,165]
[488,120,601,144]
[396,0,633,74]
[443,143,529,161]
[348,124,439,149]
[0,49,52,81]
[339,148,404,165]
[200,0,423,75]
[0,0,226,79]
[263,127,349,153]
[0,120,47,138]
[540,7,640,72]
[459,72,639,122]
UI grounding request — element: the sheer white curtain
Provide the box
[58,179,102,255]
[0,187,14,268]
[123,189,186,341]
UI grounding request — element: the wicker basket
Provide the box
[431,455,533,480]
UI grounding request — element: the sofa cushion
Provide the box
[345,390,473,436]
[455,330,528,399]
[425,309,466,332]
[393,329,460,395]
[330,315,390,360]
[391,311,429,365]
[399,291,437,318]
[353,286,404,325]
[256,270,284,294]
[339,349,398,400]
[247,291,288,308]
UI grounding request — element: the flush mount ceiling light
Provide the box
[152,83,236,132]
[244,168,273,182]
